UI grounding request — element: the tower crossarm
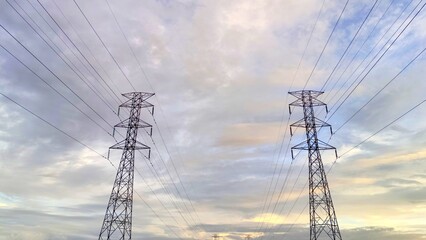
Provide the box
[113,118,153,137]
[290,117,333,136]
[291,139,337,159]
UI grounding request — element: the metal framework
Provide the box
[289,90,342,240]
[99,92,154,240]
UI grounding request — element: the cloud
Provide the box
[0,0,425,239]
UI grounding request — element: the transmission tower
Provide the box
[213,234,221,240]
[289,90,342,240]
[99,92,154,240]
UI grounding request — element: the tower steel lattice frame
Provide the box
[99,92,154,240]
[289,90,342,240]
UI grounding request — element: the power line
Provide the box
[284,99,426,236]
[128,121,205,235]
[282,200,308,237]
[302,0,350,89]
[262,154,304,240]
[103,0,153,91]
[321,0,397,94]
[0,44,189,237]
[32,5,195,229]
[71,0,137,91]
[138,152,200,236]
[134,168,184,227]
[0,33,187,236]
[334,46,426,134]
[148,92,206,229]
[62,0,205,232]
[326,1,426,120]
[256,0,328,234]
[134,143,204,238]
[6,0,117,114]
[269,157,307,240]
[0,91,186,239]
[255,118,292,236]
[274,98,426,238]
[101,0,206,231]
[24,0,121,109]
[134,190,185,240]
[0,43,112,136]
[337,98,426,160]
[259,0,350,236]
[325,0,424,114]
[0,23,114,132]
[107,105,197,235]
[138,136,204,235]
[146,130,205,233]
[0,91,112,165]
[322,0,414,106]
[289,0,326,87]
[36,3,199,231]
[122,113,204,234]
[268,126,334,238]
[111,113,200,234]
[34,0,123,104]
[317,0,379,91]
[258,134,294,240]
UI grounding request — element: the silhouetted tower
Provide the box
[289,90,342,240]
[213,234,221,240]
[99,92,154,240]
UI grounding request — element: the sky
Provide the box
[0,0,425,239]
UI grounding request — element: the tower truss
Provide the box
[289,90,342,240]
[99,92,154,240]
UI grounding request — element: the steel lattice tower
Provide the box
[289,90,342,240]
[99,92,154,240]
